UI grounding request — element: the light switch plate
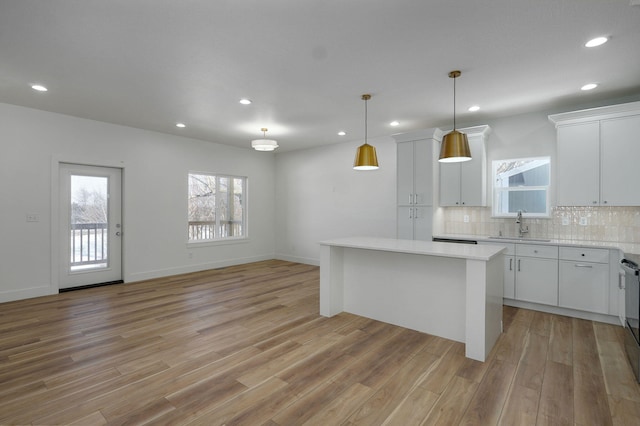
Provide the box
[562,217,570,226]
[463,215,470,223]
[579,217,588,226]
[26,214,39,222]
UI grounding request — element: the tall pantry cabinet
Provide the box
[393,128,442,241]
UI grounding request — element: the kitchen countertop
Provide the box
[433,234,640,257]
[320,237,505,261]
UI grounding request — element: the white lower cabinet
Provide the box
[504,255,516,299]
[478,240,617,318]
[558,247,610,314]
[516,255,559,305]
[397,207,432,241]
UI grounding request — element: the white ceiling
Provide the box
[1,0,640,152]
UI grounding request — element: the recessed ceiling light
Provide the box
[239,99,252,105]
[176,123,186,128]
[390,121,400,127]
[585,37,608,48]
[468,105,480,112]
[31,84,48,92]
[581,83,598,91]
[338,131,346,136]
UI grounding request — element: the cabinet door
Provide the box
[413,140,433,205]
[460,134,486,206]
[413,207,432,241]
[601,115,640,206]
[397,207,414,239]
[516,257,558,305]
[397,142,414,205]
[504,255,516,299]
[559,261,609,313]
[556,122,600,206]
[439,163,461,206]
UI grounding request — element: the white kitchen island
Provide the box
[320,237,505,361]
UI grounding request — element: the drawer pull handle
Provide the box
[574,264,593,268]
[509,258,513,271]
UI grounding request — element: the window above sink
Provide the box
[492,157,550,218]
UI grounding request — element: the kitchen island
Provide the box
[319,237,505,361]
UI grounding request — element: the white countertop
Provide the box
[433,234,640,256]
[320,237,505,261]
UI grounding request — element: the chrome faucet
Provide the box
[516,210,529,237]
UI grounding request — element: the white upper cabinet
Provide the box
[601,115,640,206]
[397,139,433,206]
[556,122,600,206]
[439,125,490,207]
[550,101,640,207]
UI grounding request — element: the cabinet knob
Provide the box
[581,253,585,257]
[455,202,459,205]
[534,250,538,253]
[461,202,465,205]
[592,201,597,204]
[603,200,608,204]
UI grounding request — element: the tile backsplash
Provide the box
[441,206,640,243]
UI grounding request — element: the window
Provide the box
[188,173,247,242]
[492,157,550,218]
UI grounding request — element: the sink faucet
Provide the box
[516,210,529,237]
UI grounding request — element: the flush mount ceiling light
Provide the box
[581,83,598,91]
[239,98,252,105]
[353,94,379,171]
[439,70,472,163]
[31,84,48,92]
[390,121,400,127]
[175,122,186,128]
[251,127,279,151]
[585,36,608,47]
[468,105,480,112]
[338,131,346,136]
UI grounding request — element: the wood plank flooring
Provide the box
[1,259,640,425]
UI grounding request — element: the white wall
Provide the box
[0,103,276,303]
[274,137,397,265]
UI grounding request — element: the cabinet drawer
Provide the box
[559,246,609,263]
[515,244,558,259]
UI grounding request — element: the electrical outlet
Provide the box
[562,217,570,226]
[463,215,470,223]
[26,214,39,222]
[579,217,588,226]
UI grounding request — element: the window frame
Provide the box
[492,156,551,219]
[187,172,248,245]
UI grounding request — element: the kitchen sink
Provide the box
[488,236,551,242]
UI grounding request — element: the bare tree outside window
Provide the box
[188,173,246,241]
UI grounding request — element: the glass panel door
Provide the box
[59,164,122,289]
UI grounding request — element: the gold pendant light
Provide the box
[439,70,472,163]
[353,94,379,170]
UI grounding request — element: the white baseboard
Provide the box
[125,254,275,282]
[274,253,319,266]
[0,285,56,304]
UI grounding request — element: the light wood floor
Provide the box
[1,260,640,425]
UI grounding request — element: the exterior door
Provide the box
[59,164,122,289]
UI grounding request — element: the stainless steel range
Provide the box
[622,256,640,382]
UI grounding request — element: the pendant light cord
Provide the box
[452,75,456,130]
[364,96,368,145]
